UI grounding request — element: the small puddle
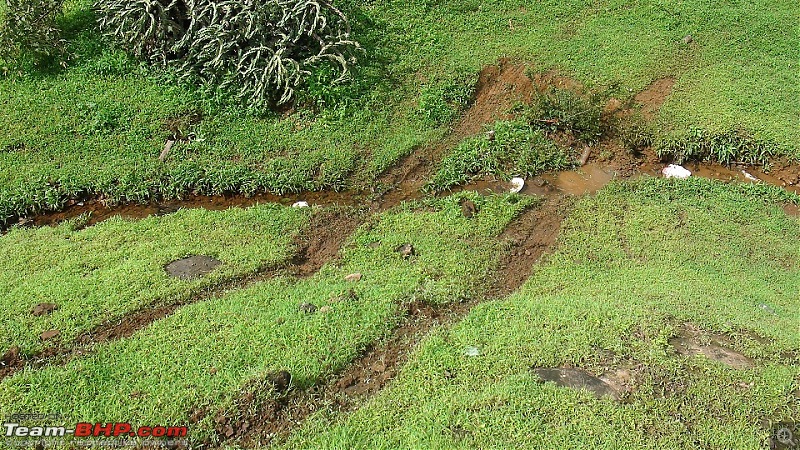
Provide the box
[532,163,616,196]
[687,163,800,195]
[459,163,618,197]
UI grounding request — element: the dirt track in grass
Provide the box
[207,197,569,449]
[0,210,363,381]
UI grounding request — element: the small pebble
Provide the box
[345,273,362,282]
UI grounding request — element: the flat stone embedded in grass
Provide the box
[532,367,619,400]
[464,346,481,357]
[670,334,754,370]
[164,255,223,280]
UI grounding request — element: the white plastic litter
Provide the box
[662,164,691,179]
[464,346,481,357]
[292,201,309,208]
[509,177,525,193]
[741,170,759,182]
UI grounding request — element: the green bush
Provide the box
[525,87,604,144]
[0,0,66,70]
[616,112,655,154]
[94,0,361,107]
[656,128,776,167]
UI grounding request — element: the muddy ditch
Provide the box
[0,210,363,382]
[202,197,569,449]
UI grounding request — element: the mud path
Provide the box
[376,60,538,207]
[207,197,569,449]
[0,210,363,382]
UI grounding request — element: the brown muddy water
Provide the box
[30,190,368,228]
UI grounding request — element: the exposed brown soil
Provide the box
[0,209,363,382]
[31,302,58,317]
[670,324,755,370]
[206,198,568,449]
[490,198,569,297]
[287,209,363,277]
[459,60,536,135]
[634,77,676,118]
[378,59,539,206]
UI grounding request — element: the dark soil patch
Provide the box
[165,255,223,280]
[459,59,536,136]
[287,209,363,277]
[0,346,21,378]
[670,325,754,370]
[532,367,621,400]
[206,199,567,448]
[634,77,675,118]
[39,330,60,341]
[490,197,570,297]
[0,209,363,382]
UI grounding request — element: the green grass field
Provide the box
[0,194,530,446]
[1,0,798,448]
[0,204,308,355]
[0,0,798,221]
[282,178,800,450]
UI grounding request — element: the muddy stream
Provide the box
[20,159,799,230]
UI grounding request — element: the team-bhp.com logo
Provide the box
[4,422,187,438]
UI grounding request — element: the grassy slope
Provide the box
[0,204,307,355]
[283,178,800,450]
[1,0,798,220]
[0,193,529,446]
